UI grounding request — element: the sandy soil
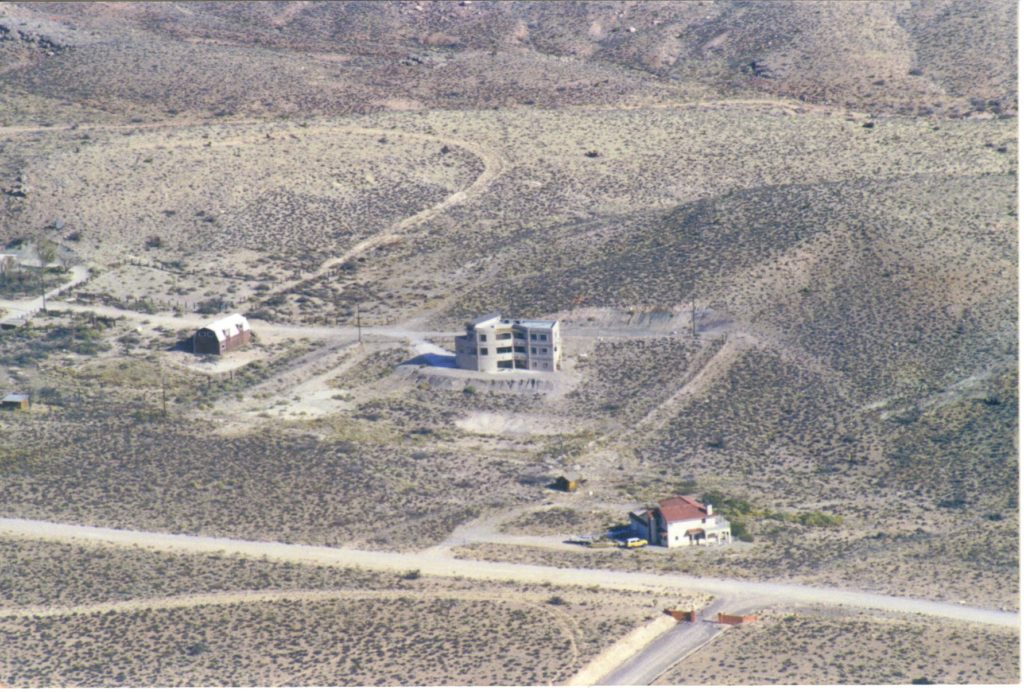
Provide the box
[455,411,566,436]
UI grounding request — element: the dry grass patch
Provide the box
[659,609,1019,685]
[0,405,539,550]
[0,536,662,687]
[0,538,384,608]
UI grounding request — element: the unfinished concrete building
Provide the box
[454,313,561,373]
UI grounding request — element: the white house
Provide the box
[629,496,731,547]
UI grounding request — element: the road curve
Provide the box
[0,264,90,322]
[0,517,1017,629]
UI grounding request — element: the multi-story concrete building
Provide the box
[454,313,561,373]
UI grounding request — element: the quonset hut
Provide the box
[193,313,252,355]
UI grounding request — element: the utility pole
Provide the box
[36,237,57,315]
[160,367,168,417]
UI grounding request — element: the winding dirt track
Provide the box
[0,96,863,138]
[0,585,583,664]
[2,115,506,322]
[244,122,506,305]
[0,517,1016,629]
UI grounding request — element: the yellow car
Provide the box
[622,537,648,548]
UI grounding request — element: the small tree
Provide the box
[35,238,57,266]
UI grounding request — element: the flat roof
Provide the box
[468,312,502,327]
[3,393,29,402]
[465,314,557,329]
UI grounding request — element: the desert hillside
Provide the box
[0,1,1017,687]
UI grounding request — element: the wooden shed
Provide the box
[193,313,251,355]
[1,393,30,411]
[554,472,584,493]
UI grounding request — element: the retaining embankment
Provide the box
[565,614,678,686]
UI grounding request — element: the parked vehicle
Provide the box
[567,535,595,545]
[621,537,648,548]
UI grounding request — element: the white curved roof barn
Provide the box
[202,313,251,342]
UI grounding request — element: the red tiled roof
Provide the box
[657,496,708,523]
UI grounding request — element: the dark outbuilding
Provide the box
[1,393,30,411]
[554,473,584,493]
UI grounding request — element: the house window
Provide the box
[541,348,548,354]
[497,346,512,354]
[479,334,487,342]
[479,347,488,355]
[531,347,537,354]
[497,359,514,369]
[497,332,512,340]
[539,334,548,341]
[530,334,537,341]
[514,346,526,353]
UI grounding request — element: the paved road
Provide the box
[0,517,1017,629]
[600,618,722,686]
[597,595,769,685]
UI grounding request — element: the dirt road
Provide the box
[212,121,508,309]
[8,297,461,342]
[0,583,585,669]
[0,264,89,323]
[0,517,1016,629]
